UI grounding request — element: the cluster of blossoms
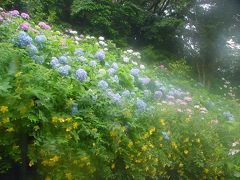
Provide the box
[223,111,235,121]
[136,98,147,111]
[58,65,71,76]
[76,68,88,81]
[9,10,20,16]
[98,80,109,89]
[95,50,105,61]
[20,23,30,31]
[17,31,32,46]
[106,91,122,103]
[229,140,240,156]
[98,36,107,47]
[38,22,51,30]
[21,12,30,19]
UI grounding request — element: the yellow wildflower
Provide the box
[160,119,166,126]
[72,122,79,129]
[2,117,10,124]
[128,141,133,148]
[15,71,22,77]
[65,172,73,180]
[52,117,58,123]
[110,130,117,138]
[0,106,8,113]
[184,150,189,155]
[141,145,148,152]
[6,127,14,133]
[149,127,156,135]
[171,142,177,149]
[29,160,34,167]
[204,168,209,174]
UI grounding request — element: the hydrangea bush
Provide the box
[0,9,240,179]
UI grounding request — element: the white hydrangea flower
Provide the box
[123,56,129,63]
[99,36,105,41]
[127,49,133,53]
[140,64,145,69]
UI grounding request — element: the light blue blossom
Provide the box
[162,132,170,140]
[136,98,147,111]
[71,103,78,115]
[50,57,59,68]
[74,48,84,56]
[139,77,151,85]
[77,56,86,62]
[35,35,47,48]
[76,68,87,81]
[90,60,97,67]
[155,91,163,98]
[98,80,108,89]
[108,68,115,76]
[17,31,32,46]
[111,75,119,83]
[223,111,235,121]
[105,61,110,67]
[112,62,118,69]
[33,55,44,64]
[95,50,105,60]
[58,65,71,76]
[130,68,140,77]
[144,90,151,96]
[59,56,68,65]
[106,91,122,103]
[122,90,131,97]
[0,16,4,22]
[28,44,38,56]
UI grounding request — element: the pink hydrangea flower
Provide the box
[160,64,165,69]
[9,10,19,16]
[20,23,30,31]
[38,22,51,30]
[184,96,192,102]
[21,13,30,19]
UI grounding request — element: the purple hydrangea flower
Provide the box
[223,112,235,121]
[136,98,147,111]
[28,44,38,56]
[90,60,97,67]
[20,23,30,31]
[21,13,30,19]
[59,56,68,65]
[74,48,84,56]
[106,91,122,103]
[76,68,87,81]
[58,65,71,76]
[130,68,140,77]
[98,80,108,89]
[112,62,118,69]
[38,22,51,30]
[50,57,59,68]
[95,50,105,60]
[17,31,32,46]
[9,10,19,16]
[0,16,3,22]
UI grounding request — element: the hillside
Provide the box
[0,9,240,179]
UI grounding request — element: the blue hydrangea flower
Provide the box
[33,55,44,64]
[223,111,235,121]
[136,98,147,111]
[77,56,86,62]
[112,62,118,69]
[17,31,32,46]
[122,90,131,97]
[108,68,115,76]
[71,103,78,115]
[50,57,60,68]
[155,91,163,98]
[98,80,108,89]
[130,68,140,77]
[28,44,38,56]
[155,81,163,88]
[162,132,170,140]
[111,75,119,83]
[74,48,84,56]
[139,77,151,85]
[59,56,68,65]
[95,50,105,60]
[58,65,71,76]
[76,68,87,81]
[35,35,47,48]
[90,60,97,67]
[106,91,122,103]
